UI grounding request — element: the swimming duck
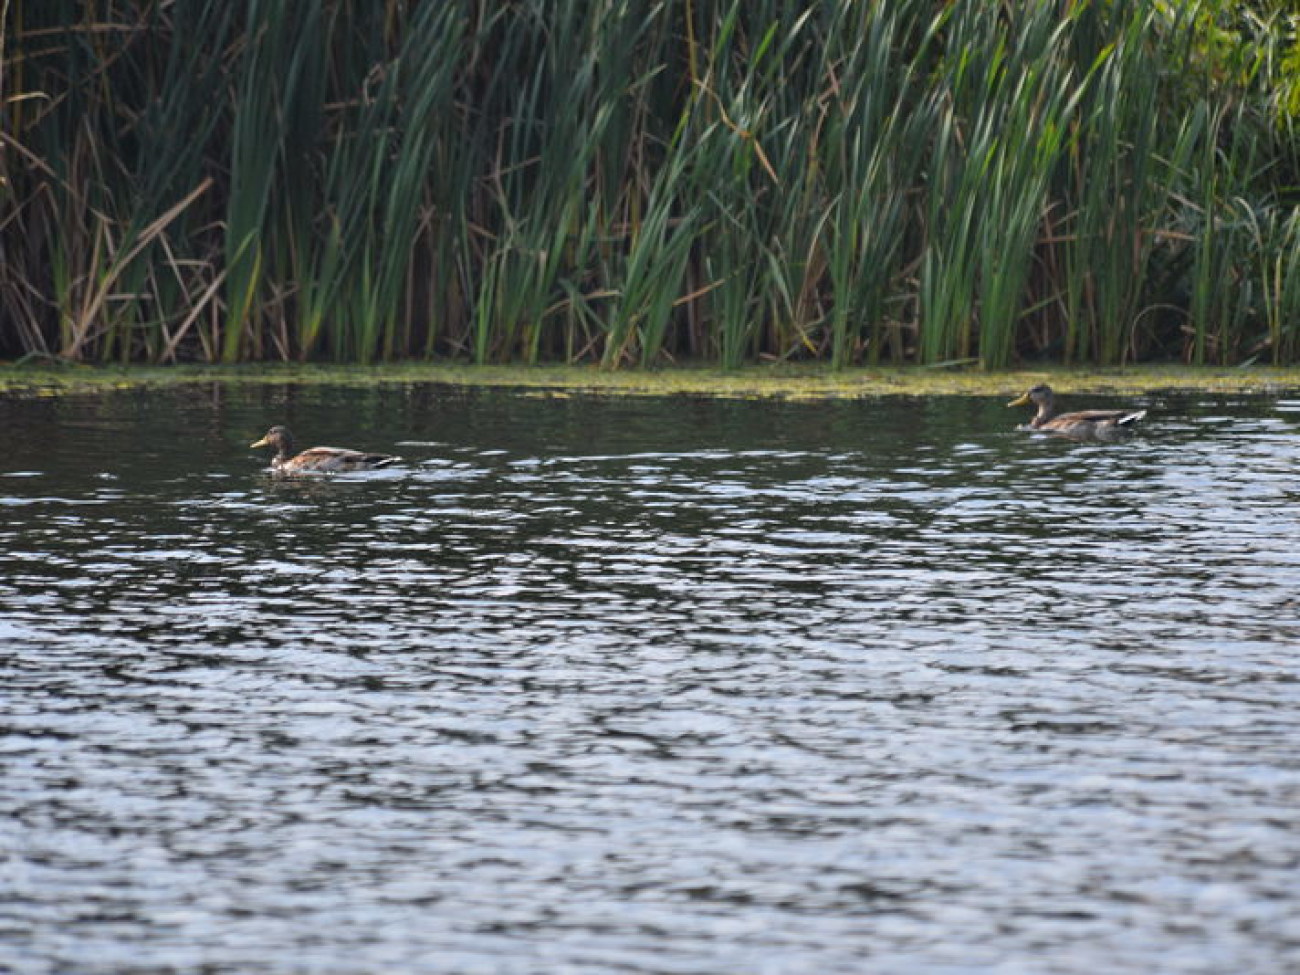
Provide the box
[1007,384,1147,439]
[249,425,399,473]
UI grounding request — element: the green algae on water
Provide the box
[5,362,1300,401]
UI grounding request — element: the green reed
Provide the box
[1053,3,1183,364]
[222,0,300,361]
[821,4,935,367]
[4,0,1297,368]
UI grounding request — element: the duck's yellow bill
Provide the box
[1006,392,1032,408]
[249,436,270,448]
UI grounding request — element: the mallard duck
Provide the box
[1007,384,1147,439]
[249,425,399,473]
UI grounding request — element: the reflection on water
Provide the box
[2,384,1299,974]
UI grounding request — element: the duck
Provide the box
[1007,384,1147,439]
[249,425,400,473]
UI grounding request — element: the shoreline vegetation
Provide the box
[4,2,1299,370]
[5,363,1300,401]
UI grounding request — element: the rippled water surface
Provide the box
[2,383,1299,974]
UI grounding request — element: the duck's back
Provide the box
[283,447,399,472]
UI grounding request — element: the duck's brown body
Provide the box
[250,426,399,473]
[1007,385,1146,439]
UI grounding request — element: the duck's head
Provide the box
[1007,384,1054,409]
[250,425,295,455]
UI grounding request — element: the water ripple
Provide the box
[1,388,1298,973]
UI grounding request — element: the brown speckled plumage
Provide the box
[1007,385,1146,440]
[249,425,399,473]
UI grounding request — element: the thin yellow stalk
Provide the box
[61,176,212,358]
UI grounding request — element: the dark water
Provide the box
[2,383,1299,974]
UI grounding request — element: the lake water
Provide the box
[2,382,1298,974]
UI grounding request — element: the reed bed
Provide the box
[3,0,1298,367]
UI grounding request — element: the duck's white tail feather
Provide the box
[1117,409,1147,427]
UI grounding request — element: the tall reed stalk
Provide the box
[821,5,934,366]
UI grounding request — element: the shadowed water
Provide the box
[2,383,1299,974]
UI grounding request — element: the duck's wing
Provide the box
[286,446,400,472]
[1037,409,1146,440]
[1045,408,1146,430]
[1114,409,1147,427]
